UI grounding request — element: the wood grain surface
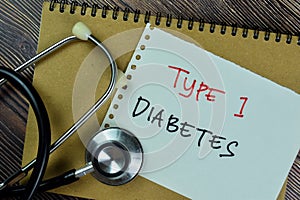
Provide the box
[0,0,299,199]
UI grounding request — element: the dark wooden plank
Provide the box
[0,0,299,199]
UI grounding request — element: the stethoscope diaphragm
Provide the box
[85,127,143,186]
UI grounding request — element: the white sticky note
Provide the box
[101,24,300,200]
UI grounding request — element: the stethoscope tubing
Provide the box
[0,67,51,199]
[0,33,117,197]
[21,34,117,174]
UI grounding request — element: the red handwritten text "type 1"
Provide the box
[168,65,226,102]
[168,65,248,118]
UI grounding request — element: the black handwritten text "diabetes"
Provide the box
[132,96,239,158]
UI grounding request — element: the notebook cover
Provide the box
[23,2,299,199]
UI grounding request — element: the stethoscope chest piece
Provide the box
[86,127,143,186]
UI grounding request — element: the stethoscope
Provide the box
[0,22,143,199]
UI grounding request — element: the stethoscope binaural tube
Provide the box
[0,22,118,198]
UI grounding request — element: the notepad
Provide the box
[23,2,300,199]
[102,24,300,200]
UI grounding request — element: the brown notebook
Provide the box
[23,1,299,199]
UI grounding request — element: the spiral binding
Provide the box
[49,0,299,45]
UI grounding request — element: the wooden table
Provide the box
[0,0,299,199]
